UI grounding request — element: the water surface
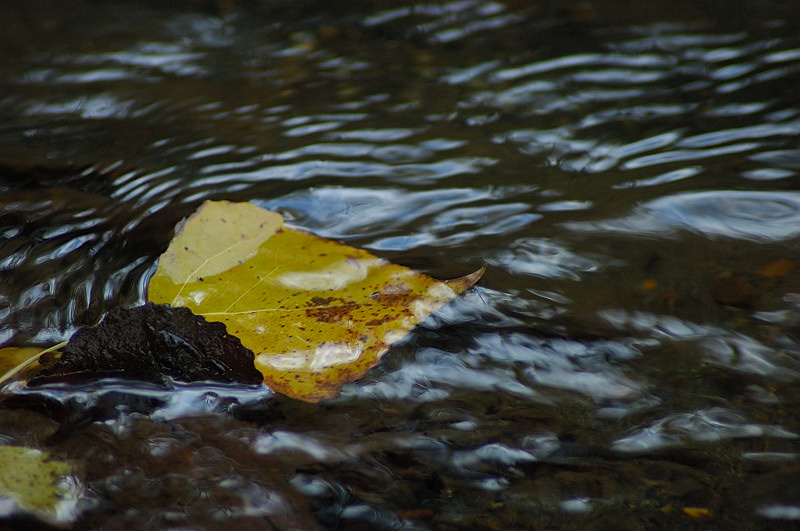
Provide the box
[2,0,800,528]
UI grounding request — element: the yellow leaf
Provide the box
[0,446,79,523]
[148,200,485,402]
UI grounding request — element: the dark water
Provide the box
[3,0,800,528]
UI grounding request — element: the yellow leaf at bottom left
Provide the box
[0,445,81,524]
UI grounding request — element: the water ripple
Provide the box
[259,186,493,239]
[457,19,800,183]
[598,309,800,378]
[353,329,650,406]
[566,190,800,241]
[489,237,600,280]
[676,120,800,149]
[0,183,171,343]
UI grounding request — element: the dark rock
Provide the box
[30,303,262,386]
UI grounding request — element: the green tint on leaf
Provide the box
[148,200,485,401]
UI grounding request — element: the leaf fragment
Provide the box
[148,200,485,401]
[0,446,79,523]
[682,507,711,518]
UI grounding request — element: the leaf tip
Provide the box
[445,263,487,294]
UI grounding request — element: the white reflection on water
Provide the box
[252,430,355,462]
[489,237,601,280]
[451,442,537,470]
[757,504,800,520]
[613,407,797,453]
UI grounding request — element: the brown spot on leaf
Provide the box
[305,302,358,323]
[366,316,393,326]
[373,291,415,307]
[309,296,338,307]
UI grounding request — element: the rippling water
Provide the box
[3,0,800,528]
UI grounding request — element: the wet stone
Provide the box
[31,303,262,386]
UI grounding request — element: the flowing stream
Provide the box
[3,1,800,528]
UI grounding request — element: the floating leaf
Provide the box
[148,200,484,401]
[0,446,79,523]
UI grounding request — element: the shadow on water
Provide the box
[2,0,800,528]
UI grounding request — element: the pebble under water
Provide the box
[3,1,800,528]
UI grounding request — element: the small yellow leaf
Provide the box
[682,507,711,518]
[148,200,484,401]
[0,446,78,523]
